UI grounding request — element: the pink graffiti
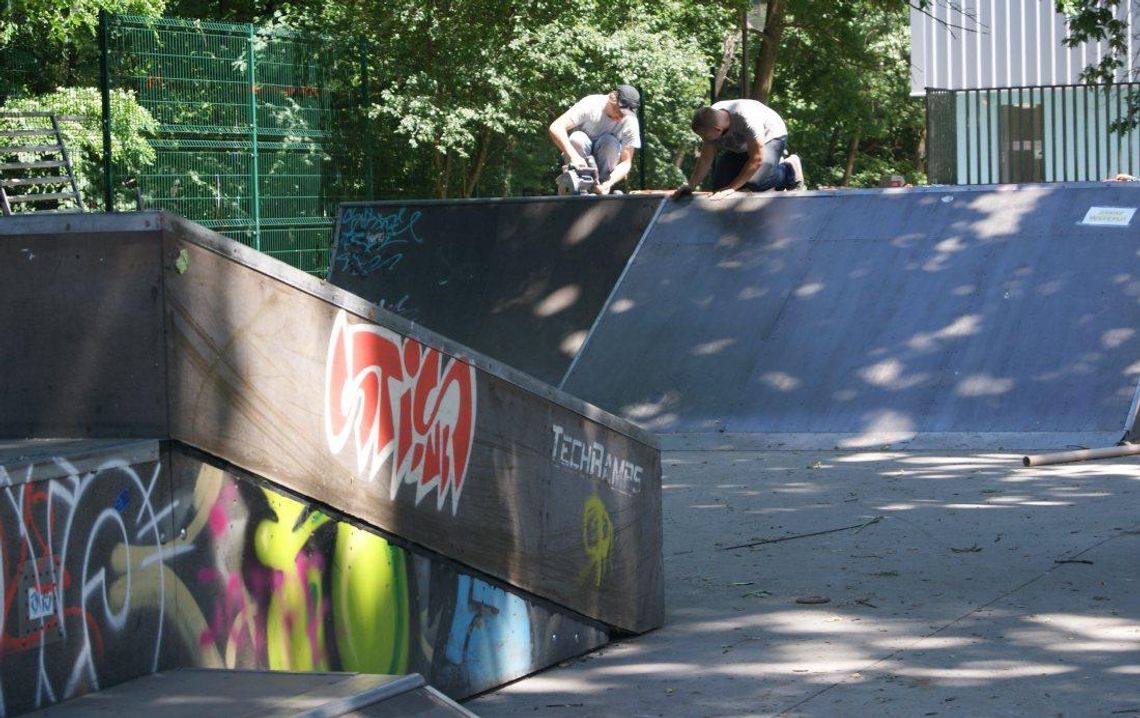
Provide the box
[324,310,477,515]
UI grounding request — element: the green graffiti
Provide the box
[581,494,614,588]
[332,523,410,674]
[251,488,410,675]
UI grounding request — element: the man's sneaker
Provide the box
[784,154,805,190]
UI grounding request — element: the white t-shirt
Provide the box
[564,94,642,150]
[712,99,787,152]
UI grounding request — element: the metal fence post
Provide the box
[99,10,113,212]
[248,25,261,251]
[637,85,645,190]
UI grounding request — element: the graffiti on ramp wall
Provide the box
[0,446,606,715]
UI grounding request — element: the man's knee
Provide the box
[567,130,591,156]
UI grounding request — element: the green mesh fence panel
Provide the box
[104,14,355,275]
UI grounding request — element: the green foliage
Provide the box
[5,0,1130,205]
[3,87,158,209]
[2,0,166,44]
[0,0,167,101]
[291,0,717,197]
[1055,0,1131,86]
[765,0,924,188]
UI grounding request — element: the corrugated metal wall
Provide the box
[911,0,1138,94]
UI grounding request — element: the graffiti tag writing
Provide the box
[550,424,643,495]
[0,455,172,715]
[335,206,424,278]
[324,310,477,514]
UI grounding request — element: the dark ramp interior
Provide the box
[327,197,661,385]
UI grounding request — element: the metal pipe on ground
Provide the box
[1023,443,1140,467]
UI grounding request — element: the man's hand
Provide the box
[593,181,612,195]
[569,155,589,170]
[710,188,736,201]
[671,184,694,201]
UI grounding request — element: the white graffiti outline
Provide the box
[0,456,174,717]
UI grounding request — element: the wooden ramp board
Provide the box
[328,196,663,385]
[0,214,166,437]
[30,669,476,717]
[0,211,663,635]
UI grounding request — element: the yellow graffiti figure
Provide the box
[581,494,614,587]
[254,490,331,671]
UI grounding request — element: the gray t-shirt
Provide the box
[565,94,642,150]
[712,99,787,153]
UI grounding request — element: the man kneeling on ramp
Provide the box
[672,99,804,201]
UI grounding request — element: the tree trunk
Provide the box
[826,127,840,162]
[713,29,739,101]
[464,125,493,198]
[842,128,862,186]
[916,126,927,175]
[750,0,786,103]
[440,150,452,199]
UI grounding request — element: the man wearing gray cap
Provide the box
[548,85,641,195]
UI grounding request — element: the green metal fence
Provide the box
[101,14,356,273]
[926,83,1140,185]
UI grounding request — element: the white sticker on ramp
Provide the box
[1081,206,1136,226]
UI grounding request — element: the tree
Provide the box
[0,0,167,98]
[290,0,721,198]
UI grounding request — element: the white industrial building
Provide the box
[911,0,1140,183]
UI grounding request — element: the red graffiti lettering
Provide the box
[324,311,477,514]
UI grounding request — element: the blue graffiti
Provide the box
[113,487,131,513]
[336,206,424,278]
[445,575,533,681]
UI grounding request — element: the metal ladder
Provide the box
[0,111,85,215]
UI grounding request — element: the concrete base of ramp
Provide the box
[563,184,1140,447]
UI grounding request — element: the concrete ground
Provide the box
[468,446,1140,717]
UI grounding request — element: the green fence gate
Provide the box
[101,14,358,274]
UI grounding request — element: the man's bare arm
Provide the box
[598,147,635,193]
[725,137,765,191]
[548,114,587,168]
[672,141,717,199]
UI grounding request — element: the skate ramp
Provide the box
[0,438,598,715]
[0,212,662,713]
[327,197,662,385]
[562,184,1140,448]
